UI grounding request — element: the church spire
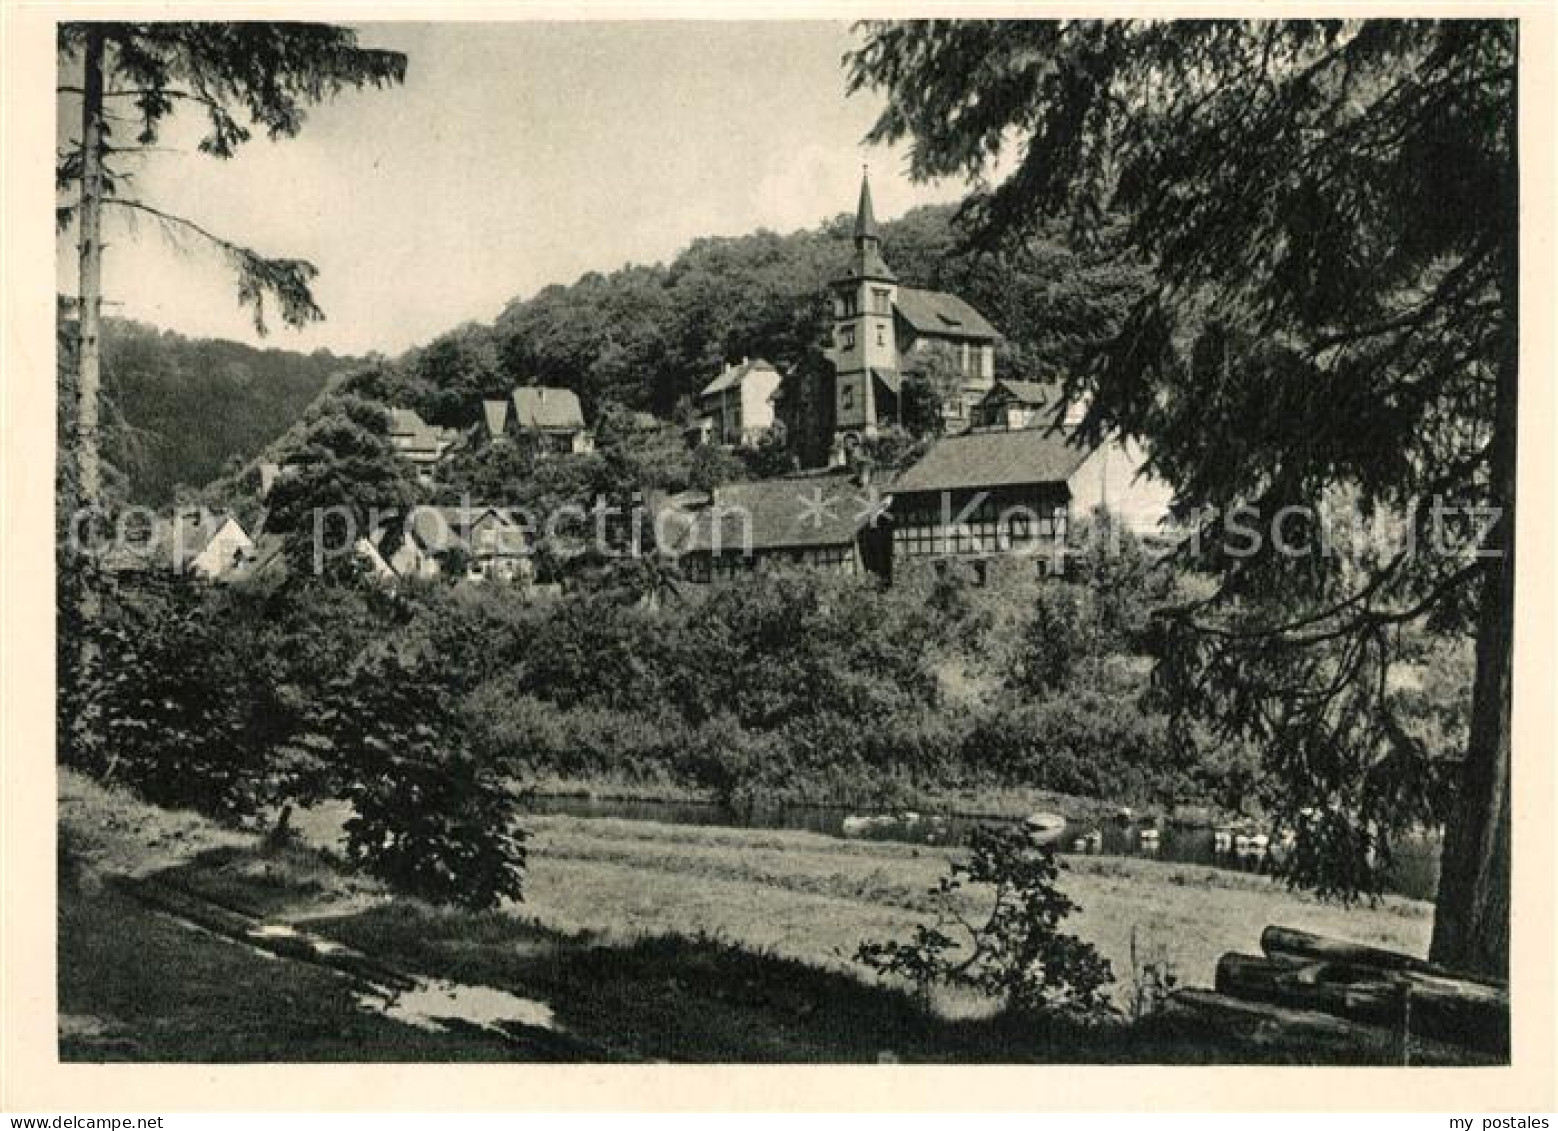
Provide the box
[854,168,880,245]
[841,168,895,282]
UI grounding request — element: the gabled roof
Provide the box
[481,398,509,438]
[389,407,458,451]
[660,471,881,555]
[700,358,780,398]
[100,509,250,573]
[890,426,1096,495]
[389,407,430,436]
[894,287,1000,341]
[402,505,527,555]
[986,379,1063,406]
[511,386,585,432]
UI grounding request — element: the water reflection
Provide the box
[521,794,1442,900]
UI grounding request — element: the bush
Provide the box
[856,823,1115,1018]
[308,651,527,910]
[60,569,270,821]
[965,693,1179,803]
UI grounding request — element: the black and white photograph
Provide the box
[5,5,1551,1108]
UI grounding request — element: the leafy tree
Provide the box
[902,339,966,429]
[687,443,746,494]
[405,325,507,425]
[1016,583,1091,693]
[59,572,269,819]
[263,394,417,577]
[849,19,1516,974]
[741,422,798,479]
[898,371,945,438]
[305,649,527,909]
[433,438,540,507]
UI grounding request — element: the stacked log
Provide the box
[1172,924,1509,1061]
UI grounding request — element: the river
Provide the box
[520,794,1442,901]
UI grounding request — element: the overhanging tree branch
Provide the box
[104,197,323,333]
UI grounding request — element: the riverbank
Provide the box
[57,771,1454,1064]
[521,772,1226,827]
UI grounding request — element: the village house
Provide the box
[369,505,533,584]
[653,469,891,582]
[480,386,593,454]
[972,379,1088,432]
[885,424,1175,577]
[102,508,254,579]
[828,174,1002,457]
[693,358,783,446]
[388,408,459,484]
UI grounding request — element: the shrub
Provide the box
[855,823,1115,1018]
[59,569,269,821]
[1014,582,1093,692]
[965,693,1179,803]
[307,651,527,909]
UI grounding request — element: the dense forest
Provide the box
[360,203,1146,422]
[94,318,361,505]
[104,202,1144,508]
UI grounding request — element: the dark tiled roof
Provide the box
[890,427,1096,495]
[512,386,585,432]
[894,287,1000,341]
[661,472,882,555]
[855,175,880,242]
[837,246,897,284]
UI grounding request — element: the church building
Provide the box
[827,174,1002,458]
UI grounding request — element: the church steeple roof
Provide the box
[854,172,880,243]
[837,169,896,284]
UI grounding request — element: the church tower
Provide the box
[830,173,899,445]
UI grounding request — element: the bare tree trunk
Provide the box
[1429,270,1516,981]
[77,27,105,509]
[70,28,107,774]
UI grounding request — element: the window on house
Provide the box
[876,325,885,347]
[873,288,891,315]
[841,385,855,412]
[841,326,856,351]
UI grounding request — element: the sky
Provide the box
[56,21,972,357]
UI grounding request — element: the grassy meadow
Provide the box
[59,772,1459,1063]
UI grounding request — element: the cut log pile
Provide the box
[1170,925,1509,1063]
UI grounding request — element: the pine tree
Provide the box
[849,19,1517,976]
[57,22,407,517]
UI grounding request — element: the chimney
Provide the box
[854,458,875,490]
[258,461,280,499]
